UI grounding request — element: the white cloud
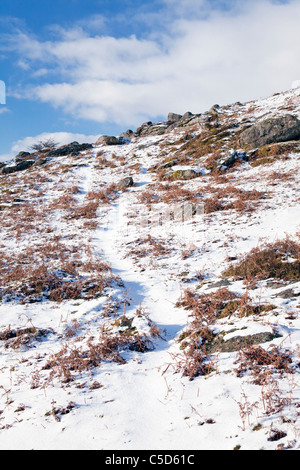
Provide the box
[0,132,99,162]
[6,0,300,127]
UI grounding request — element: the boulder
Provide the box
[206,331,282,354]
[117,176,134,190]
[133,113,194,137]
[179,169,198,180]
[135,122,153,136]
[140,124,168,136]
[168,168,198,180]
[167,112,182,122]
[238,114,300,148]
[209,104,220,114]
[182,111,194,119]
[119,129,134,140]
[275,288,300,299]
[2,160,35,174]
[218,151,248,171]
[47,142,92,157]
[95,135,123,146]
[221,154,237,168]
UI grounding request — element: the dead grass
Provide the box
[249,141,300,167]
[136,183,198,206]
[0,161,121,304]
[172,122,236,170]
[223,238,300,283]
[203,184,267,214]
[41,310,159,384]
[234,345,296,419]
[125,234,172,262]
[236,345,293,378]
[0,326,53,350]
[174,287,277,379]
[136,181,266,214]
[0,236,115,303]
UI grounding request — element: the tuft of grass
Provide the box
[0,326,53,350]
[249,141,300,167]
[223,238,300,283]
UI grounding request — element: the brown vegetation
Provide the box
[174,287,277,379]
[223,238,300,283]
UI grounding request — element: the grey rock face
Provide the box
[95,135,123,146]
[132,112,196,137]
[239,114,300,148]
[177,169,198,180]
[182,111,193,119]
[207,331,282,354]
[275,288,300,299]
[135,122,154,136]
[166,168,199,181]
[167,112,182,122]
[120,130,134,139]
[47,142,92,157]
[2,160,35,174]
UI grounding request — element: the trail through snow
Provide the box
[91,167,196,449]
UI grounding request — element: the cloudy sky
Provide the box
[0,0,300,161]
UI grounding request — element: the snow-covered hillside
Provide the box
[0,87,299,450]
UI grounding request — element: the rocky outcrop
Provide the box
[135,121,156,136]
[1,142,93,174]
[2,160,35,174]
[47,142,92,157]
[133,110,199,137]
[238,114,300,148]
[95,135,124,146]
[206,331,282,354]
[120,130,134,139]
[167,112,182,122]
[218,151,248,170]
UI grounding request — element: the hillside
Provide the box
[0,87,299,450]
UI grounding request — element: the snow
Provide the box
[0,89,300,451]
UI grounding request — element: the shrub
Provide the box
[30,138,58,152]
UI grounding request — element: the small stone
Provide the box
[117,176,134,190]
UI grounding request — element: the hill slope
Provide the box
[0,87,299,450]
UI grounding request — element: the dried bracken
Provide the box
[223,237,300,283]
[174,287,279,378]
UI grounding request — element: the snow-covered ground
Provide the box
[0,89,299,450]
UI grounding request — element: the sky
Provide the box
[0,0,300,161]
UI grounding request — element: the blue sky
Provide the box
[0,0,299,161]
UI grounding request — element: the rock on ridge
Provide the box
[238,114,300,148]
